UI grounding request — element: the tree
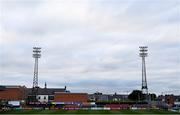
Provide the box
[128,90,145,101]
[150,93,157,101]
[0,100,7,109]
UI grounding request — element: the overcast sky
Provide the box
[0,0,180,95]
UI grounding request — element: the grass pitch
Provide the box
[0,109,179,114]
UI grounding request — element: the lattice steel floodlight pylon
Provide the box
[32,47,41,88]
[139,46,148,95]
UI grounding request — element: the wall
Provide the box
[36,95,49,102]
[0,86,26,101]
[54,93,88,102]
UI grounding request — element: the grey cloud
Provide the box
[0,0,179,95]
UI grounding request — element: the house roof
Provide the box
[27,87,69,95]
[0,85,6,91]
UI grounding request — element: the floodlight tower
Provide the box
[139,46,148,96]
[32,47,41,94]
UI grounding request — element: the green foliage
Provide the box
[128,90,145,101]
[0,109,178,114]
[0,100,7,109]
[128,90,157,101]
[150,93,157,101]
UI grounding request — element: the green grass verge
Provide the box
[0,109,179,114]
